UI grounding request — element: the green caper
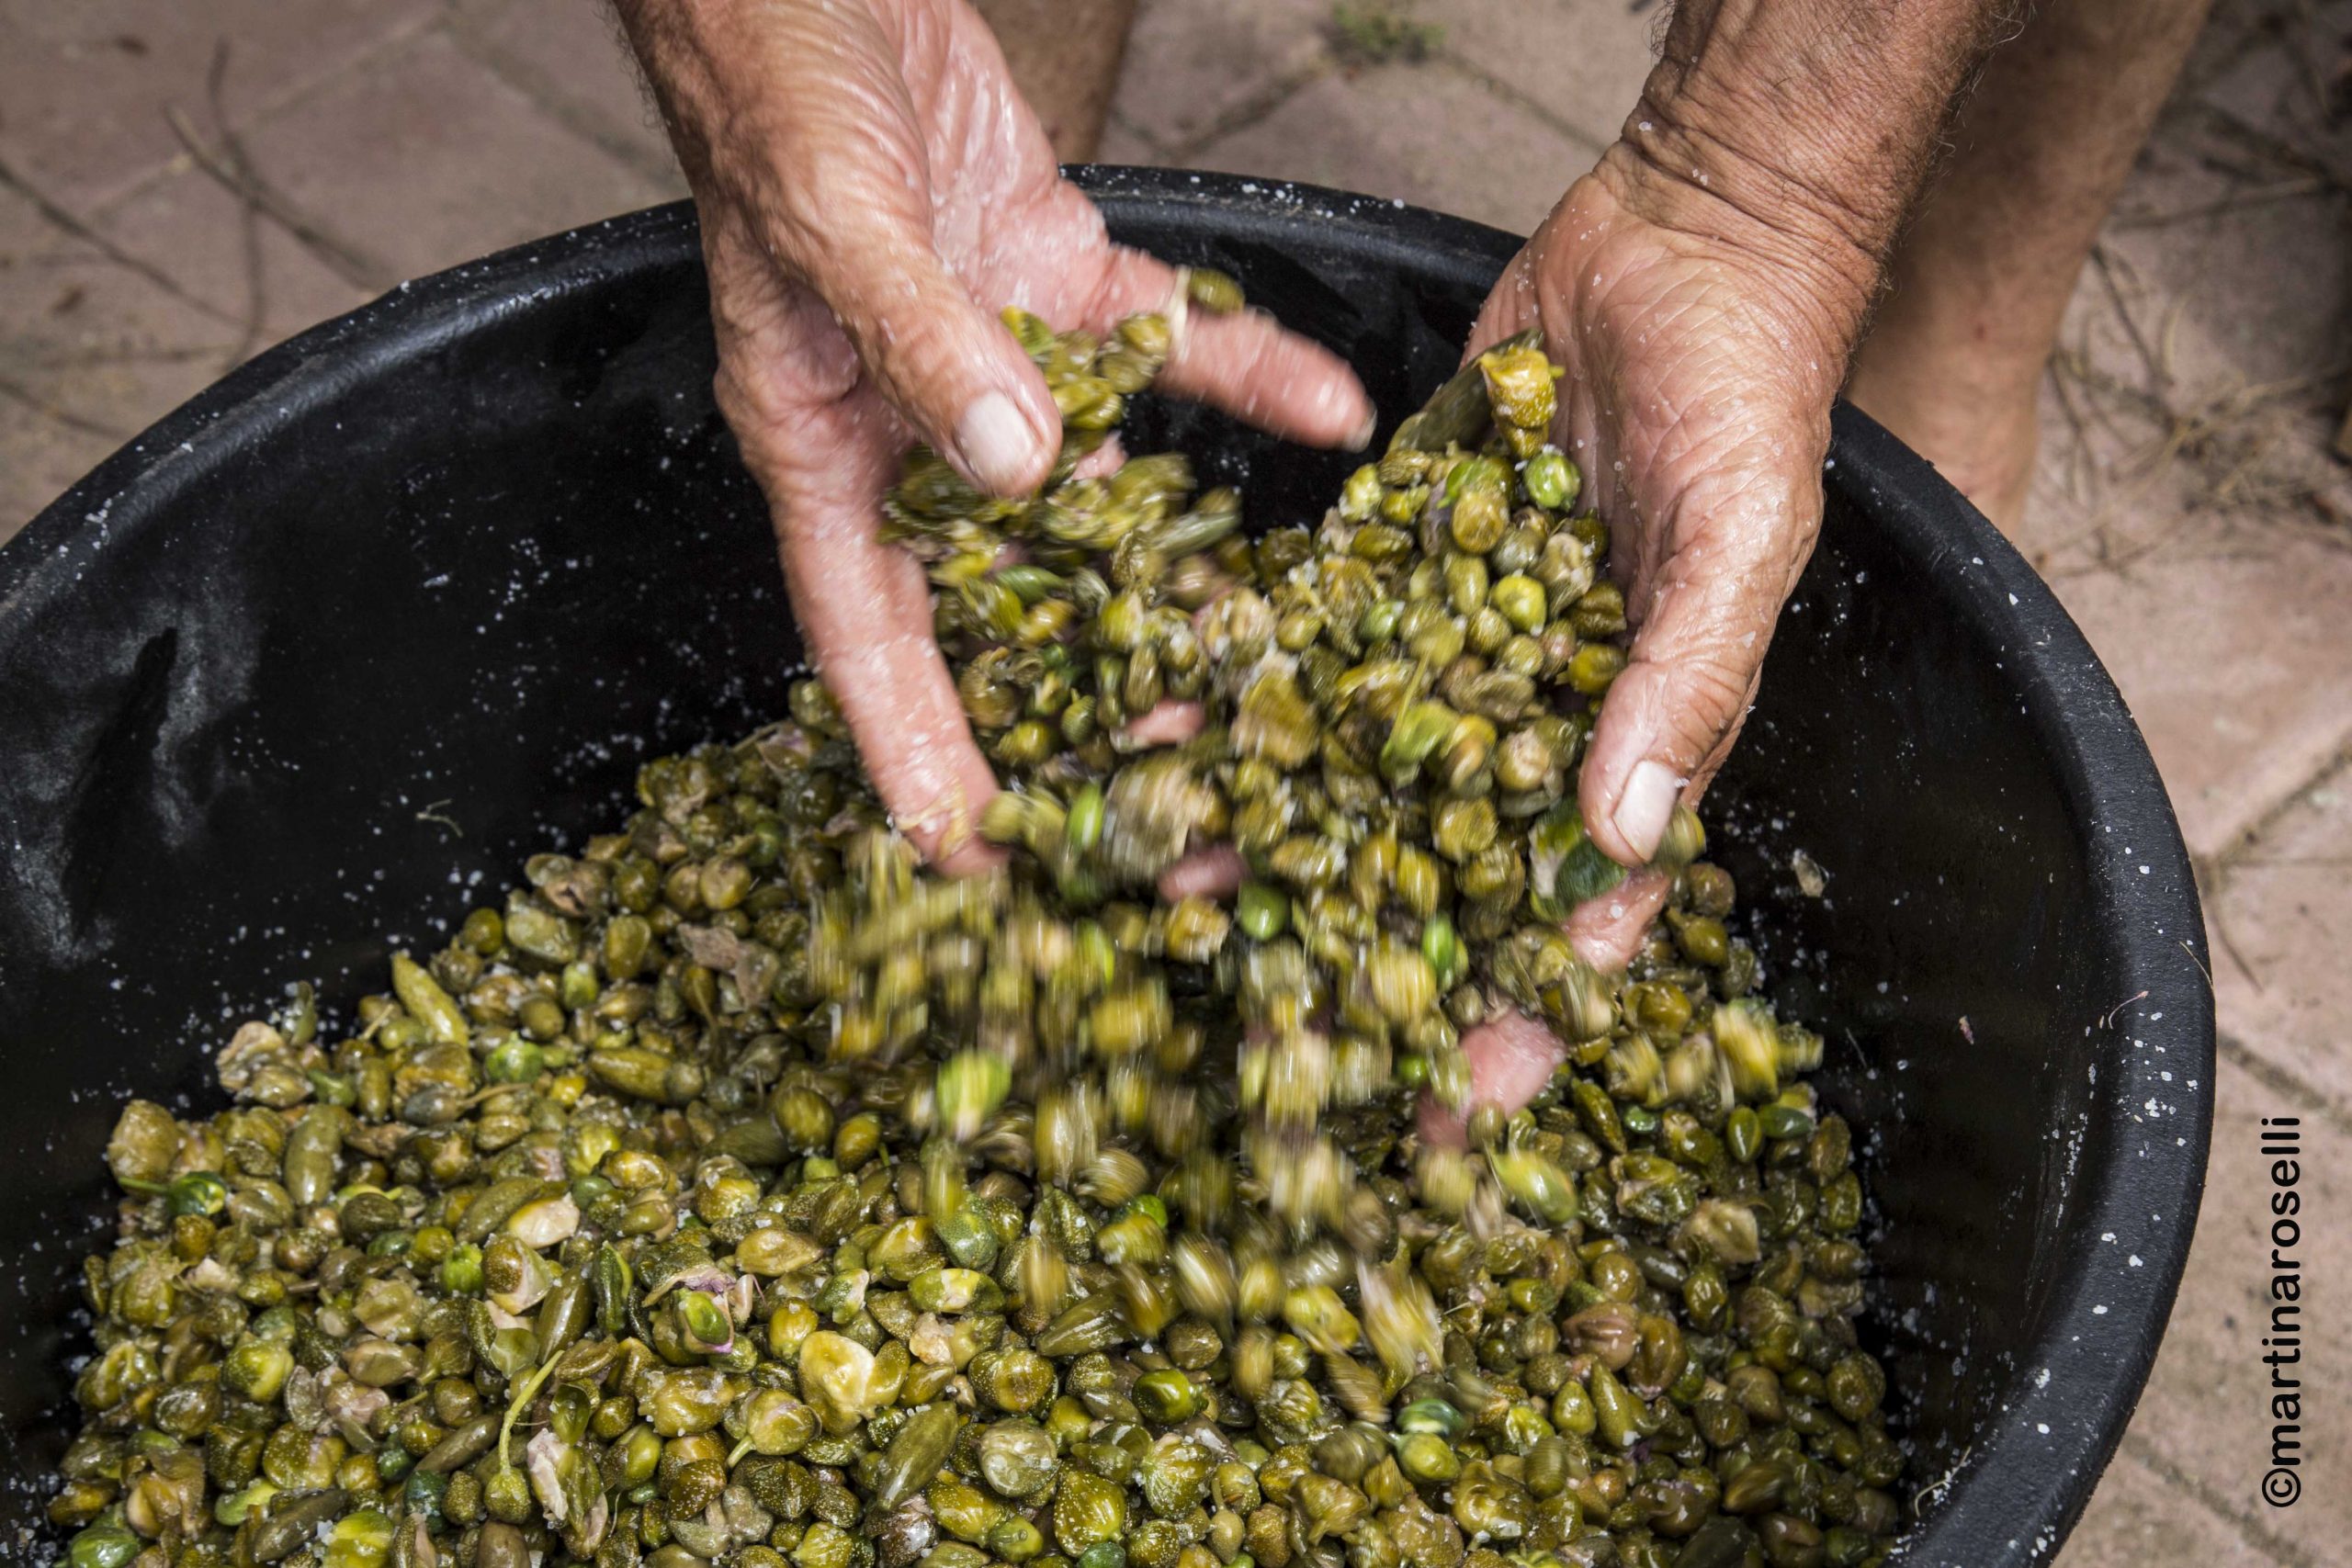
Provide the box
[1183,267,1246,314]
[1451,482,1509,554]
[1236,882,1288,941]
[1055,1472,1130,1554]
[1521,448,1580,510]
[46,309,1904,1568]
[1129,1370,1198,1423]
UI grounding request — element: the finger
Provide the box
[1088,246,1375,449]
[722,348,1006,875]
[802,229,1064,498]
[1415,866,1671,1146]
[1117,699,1205,749]
[709,0,1066,500]
[1158,843,1247,904]
[1072,433,1127,480]
[1578,475,1820,866]
[784,497,1006,874]
[1566,870,1672,973]
[791,526,1004,873]
[1416,1010,1566,1148]
[1682,662,1767,802]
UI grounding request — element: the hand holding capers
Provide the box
[608,0,1375,874]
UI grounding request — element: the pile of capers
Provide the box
[51,288,1902,1568]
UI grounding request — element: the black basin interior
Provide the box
[0,170,2213,1564]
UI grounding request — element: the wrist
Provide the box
[1599,117,1879,340]
[616,0,903,225]
[1582,136,1871,388]
[1590,0,2006,368]
[610,0,742,182]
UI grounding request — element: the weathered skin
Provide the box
[614,0,1373,871]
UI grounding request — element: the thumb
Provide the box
[803,229,1062,499]
[1578,500,1814,867]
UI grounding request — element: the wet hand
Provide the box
[1438,153,1872,1135]
[616,0,1373,870]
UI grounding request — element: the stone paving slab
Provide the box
[89,164,375,350]
[2006,87,2352,866]
[1096,114,1167,168]
[2013,506,2352,865]
[0,400,113,542]
[2194,0,2352,156]
[0,181,232,536]
[0,164,365,544]
[1182,57,1599,234]
[230,28,678,287]
[4,11,2352,1562]
[0,183,232,457]
[2078,1052,2346,1566]
[0,0,437,209]
[2208,761,2352,1118]
[447,0,686,191]
[2057,1438,2284,1568]
[1114,0,1333,154]
[2090,161,2351,417]
[1418,0,1658,152]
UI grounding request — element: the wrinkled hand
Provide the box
[1435,155,1864,1138]
[617,0,1373,871]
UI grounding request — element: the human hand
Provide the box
[1417,0,2007,1135]
[1432,148,1883,1138]
[615,0,1374,871]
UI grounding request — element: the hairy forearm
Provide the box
[1606,0,2020,344]
[607,0,751,188]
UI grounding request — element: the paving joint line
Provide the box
[1101,108,1172,163]
[7,7,447,334]
[0,156,239,328]
[2215,1029,2352,1141]
[1159,54,1336,164]
[86,5,446,221]
[1434,50,1618,162]
[0,372,131,441]
[2115,1431,2312,1568]
[2204,739,2352,879]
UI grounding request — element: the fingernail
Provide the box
[1345,409,1377,452]
[956,390,1046,494]
[1612,759,1681,863]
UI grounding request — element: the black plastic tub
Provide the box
[0,169,2211,1563]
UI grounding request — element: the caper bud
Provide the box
[41,313,1904,1568]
